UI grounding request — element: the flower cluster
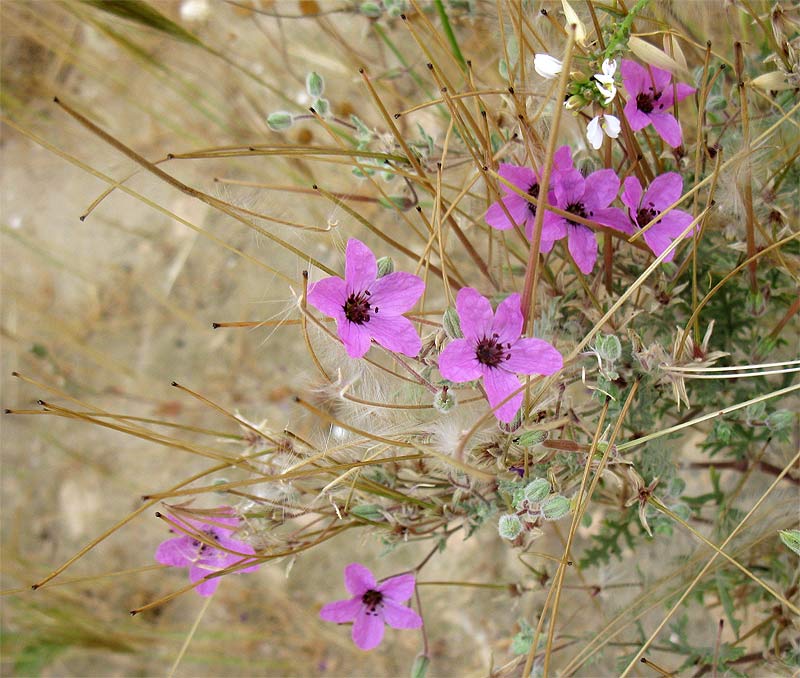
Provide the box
[486,144,696,271]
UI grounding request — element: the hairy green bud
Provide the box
[516,430,547,447]
[266,111,293,131]
[433,388,456,414]
[360,1,382,17]
[442,307,462,339]
[498,513,523,540]
[306,71,324,97]
[540,495,571,521]
[376,256,394,277]
[523,478,551,503]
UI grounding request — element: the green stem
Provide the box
[433,0,467,72]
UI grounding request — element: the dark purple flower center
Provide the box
[343,291,375,324]
[526,183,540,216]
[635,86,664,115]
[636,204,659,229]
[565,201,590,228]
[475,333,511,368]
[192,528,221,556]
[361,589,384,616]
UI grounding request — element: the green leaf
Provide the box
[81,0,202,46]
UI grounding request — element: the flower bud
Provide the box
[306,71,324,98]
[376,256,394,277]
[359,1,382,17]
[498,513,523,540]
[523,478,551,503]
[433,388,456,414]
[267,111,293,131]
[515,430,547,447]
[312,97,330,117]
[540,495,571,521]
[442,307,463,339]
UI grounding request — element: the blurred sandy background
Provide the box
[0,2,524,674]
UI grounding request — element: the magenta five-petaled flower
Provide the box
[438,288,563,423]
[319,562,422,651]
[307,239,425,359]
[621,60,695,148]
[485,146,574,238]
[155,510,260,596]
[620,172,695,261]
[542,168,629,274]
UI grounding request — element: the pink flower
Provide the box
[485,146,574,238]
[438,288,563,423]
[620,173,695,261]
[155,510,260,596]
[621,60,695,148]
[542,168,629,274]
[319,562,422,651]
[307,239,425,359]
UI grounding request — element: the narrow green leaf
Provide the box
[81,0,202,46]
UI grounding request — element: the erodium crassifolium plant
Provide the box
[5,0,799,675]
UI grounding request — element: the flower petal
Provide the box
[504,338,563,375]
[553,169,585,207]
[623,99,650,131]
[492,293,523,345]
[367,314,422,357]
[643,226,678,261]
[586,116,603,150]
[352,610,385,650]
[649,112,683,147]
[307,276,346,317]
[567,225,598,274]
[621,176,643,212]
[337,319,372,358]
[482,367,523,423]
[344,562,376,596]
[621,59,647,95]
[540,212,567,250]
[369,271,425,314]
[645,172,683,210]
[674,81,696,102]
[345,238,377,293]
[498,163,536,192]
[553,145,574,172]
[593,207,634,234]
[320,597,362,623]
[155,536,195,567]
[583,169,619,209]
[486,194,529,231]
[377,573,416,602]
[382,600,423,629]
[438,339,483,382]
[189,565,221,597]
[603,114,621,138]
[456,287,493,342]
[649,64,673,92]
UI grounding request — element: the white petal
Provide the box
[602,114,621,138]
[586,116,603,150]
[602,58,616,77]
[534,54,562,79]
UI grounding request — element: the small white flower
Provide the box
[586,114,621,150]
[534,54,563,79]
[594,58,618,104]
